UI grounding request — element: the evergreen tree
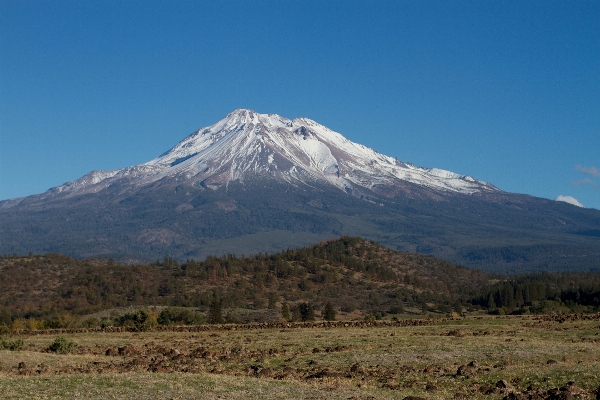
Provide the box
[281,302,290,321]
[515,288,524,307]
[267,292,278,309]
[487,292,496,309]
[322,301,336,321]
[298,302,315,321]
[290,305,302,321]
[208,298,224,324]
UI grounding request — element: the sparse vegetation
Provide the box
[157,307,205,326]
[0,337,24,351]
[114,309,158,332]
[47,336,76,353]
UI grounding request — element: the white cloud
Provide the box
[556,195,584,208]
[572,165,600,191]
[572,178,599,189]
[576,165,600,177]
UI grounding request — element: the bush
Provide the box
[10,317,45,330]
[388,305,405,314]
[79,317,101,328]
[114,309,158,331]
[0,337,24,351]
[158,307,205,325]
[45,313,76,329]
[340,302,356,313]
[288,303,315,322]
[48,336,76,354]
[488,307,506,315]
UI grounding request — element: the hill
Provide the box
[0,237,487,325]
[2,237,600,330]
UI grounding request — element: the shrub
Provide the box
[340,302,356,313]
[0,337,24,351]
[290,305,302,322]
[388,305,405,315]
[45,313,76,329]
[79,317,101,328]
[114,309,158,331]
[48,336,76,354]
[10,317,45,330]
[158,307,205,325]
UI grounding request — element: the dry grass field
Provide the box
[1,314,599,399]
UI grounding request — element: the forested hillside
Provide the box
[1,237,599,330]
[470,273,600,315]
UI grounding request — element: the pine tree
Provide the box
[323,301,336,321]
[291,305,301,322]
[281,303,290,321]
[487,292,496,309]
[267,292,278,309]
[515,288,524,307]
[298,302,315,321]
[208,298,224,324]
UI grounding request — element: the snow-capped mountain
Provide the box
[2,109,599,273]
[51,109,499,198]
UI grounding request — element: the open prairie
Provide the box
[1,314,599,399]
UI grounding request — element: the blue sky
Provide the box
[1,1,599,209]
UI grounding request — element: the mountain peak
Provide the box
[226,108,261,122]
[46,110,500,198]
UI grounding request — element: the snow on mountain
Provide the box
[51,109,500,197]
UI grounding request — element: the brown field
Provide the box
[1,314,599,399]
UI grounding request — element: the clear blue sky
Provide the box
[1,1,599,209]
